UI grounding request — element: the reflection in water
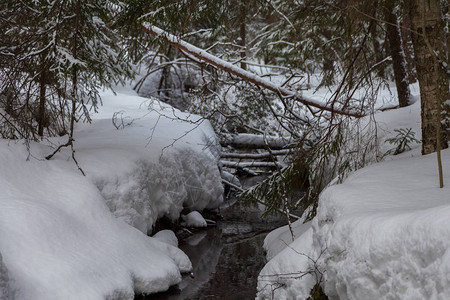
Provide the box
[174,227,223,299]
[190,232,267,300]
[137,199,289,300]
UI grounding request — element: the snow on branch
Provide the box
[140,23,363,118]
[220,133,293,150]
[220,149,292,159]
[220,160,282,169]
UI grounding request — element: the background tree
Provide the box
[410,0,450,155]
[384,0,411,107]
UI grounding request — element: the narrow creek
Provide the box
[136,178,290,300]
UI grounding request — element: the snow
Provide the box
[221,170,241,188]
[257,220,313,299]
[0,87,224,298]
[49,90,223,234]
[153,230,179,247]
[0,253,13,300]
[314,150,450,300]
[263,220,312,261]
[0,140,191,299]
[258,228,316,300]
[182,211,208,228]
[221,133,292,149]
[256,89,450,299]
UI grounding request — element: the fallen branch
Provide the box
[220,133,293,150]
[221,160,282,169]
[140,23,363,118]
[221,149,292,159]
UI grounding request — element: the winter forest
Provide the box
[0,0,449,299]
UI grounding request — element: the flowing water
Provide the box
[137,194,289,300]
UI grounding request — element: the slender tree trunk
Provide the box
[239,2,247,70]
[158,45,172,99]
[344,0,355,90]
[401,2,417,83]
[385,1,411,107]
[410,0,449,155]
[38,67,47,137]
[369,0,386,78]
[70,0,80,140]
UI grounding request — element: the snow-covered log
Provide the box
[220,160,282,169]
[220,149,292,159]
[219,133,293,150]
[140,24,363,118]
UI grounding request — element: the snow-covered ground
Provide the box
[257,87,450,299]
[0,87,224,299]
[60,89,223,234]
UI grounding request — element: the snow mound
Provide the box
[153,230,179,247]
[257,220,314,299]
[257,228,316,300]
[50,91,223,234]
[92,148,222,234]
[182,211,207,228]
[0,141,191,299]
[314,150,450,300]
[263,219,312,261]
[259,148,450,299]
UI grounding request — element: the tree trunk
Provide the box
[385,1,411,107]
[410,0,449,155]
[239,2,247,70]
[158,45,172,99]
[370,1,385,78]
[38,37,49,137]
[38,67,47,137]
[70,0,80,139]
[400,2,417,83]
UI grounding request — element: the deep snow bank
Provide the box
[314,149,450,300]
[257,96,450,299]
[259,149,450,299]
[0,88,225,299]
[258,220,314,299]
[51,90,223,234]
[0,141,191,299]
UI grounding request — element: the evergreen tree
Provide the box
[0,0,134,139]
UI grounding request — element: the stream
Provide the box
[137,178,290,300]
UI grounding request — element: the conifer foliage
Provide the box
[0,0,133,139]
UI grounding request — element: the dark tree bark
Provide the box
[239,2,247,70]
[38,67,47,137]
[369,0,386,78]
[410,0,449,155]
[400,2,417,83]
[385,1,411,107]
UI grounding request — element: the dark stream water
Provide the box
[137,193,289,300]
